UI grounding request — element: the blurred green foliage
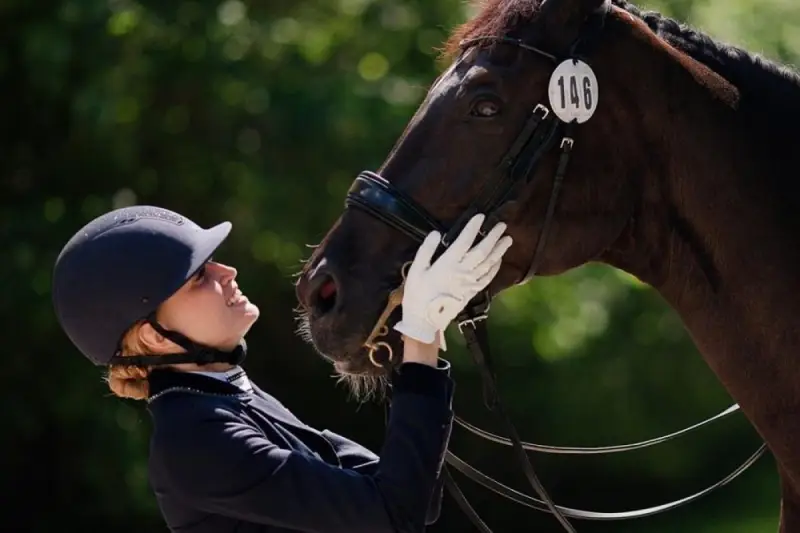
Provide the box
[3,0,799,531]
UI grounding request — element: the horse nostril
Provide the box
[309,272,339,316]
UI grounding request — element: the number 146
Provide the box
[556,75,593,110]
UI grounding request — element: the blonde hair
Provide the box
[106,320,153,401]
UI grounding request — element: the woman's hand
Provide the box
[395,213,512,364]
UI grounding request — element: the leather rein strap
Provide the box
[343,3,767,531]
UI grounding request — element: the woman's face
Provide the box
[157,260,260,350]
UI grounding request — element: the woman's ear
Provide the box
[137,322,170,353]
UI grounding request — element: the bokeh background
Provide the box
[4,0,797,531]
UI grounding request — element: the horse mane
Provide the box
[444,0,800,119]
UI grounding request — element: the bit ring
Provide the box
[368,341,394,368]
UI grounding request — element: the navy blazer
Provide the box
[145,360,455,533]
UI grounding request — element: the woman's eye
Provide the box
[470,99,501,118]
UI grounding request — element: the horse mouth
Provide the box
[296,302,402,374]
[332,355,387,377]
[305,328,393,401]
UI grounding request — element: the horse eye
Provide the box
[470,98,501,118]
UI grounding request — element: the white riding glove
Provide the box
[393,213,513,350]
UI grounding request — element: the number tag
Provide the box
[547,59,599,123]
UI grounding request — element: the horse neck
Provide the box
[604,52,800,483]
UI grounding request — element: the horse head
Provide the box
[295,0,737,386]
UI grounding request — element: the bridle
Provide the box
[342,2,767,532]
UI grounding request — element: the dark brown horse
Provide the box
[295,0,800,529]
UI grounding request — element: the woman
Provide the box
[51,205,512,533]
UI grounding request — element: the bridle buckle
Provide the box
[457,314,488,333]
[533,103,550,119]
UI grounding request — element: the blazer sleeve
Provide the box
[151,360,454,533]
[321,405,452,525]
[319,429,380,474]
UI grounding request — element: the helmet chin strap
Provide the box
[107,314,247,368]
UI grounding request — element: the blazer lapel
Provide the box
[249,384,341,466]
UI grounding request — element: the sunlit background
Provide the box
[5,0,799,531]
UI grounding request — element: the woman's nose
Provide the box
[208,261,238,283]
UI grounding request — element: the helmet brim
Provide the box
[185,221,232,282]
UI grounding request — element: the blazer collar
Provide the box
[146,369,320,439]
[148,368,244,398]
